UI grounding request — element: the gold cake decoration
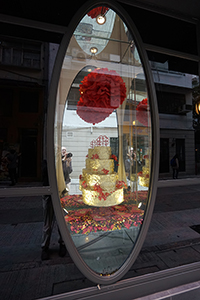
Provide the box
[137,155,150,187]
[79,141,126,207]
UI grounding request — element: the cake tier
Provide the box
[86,159,114,174]
[139,176,149,187]
[142,166,150,176]
[144,159,150,168]
[81,172,118,191]
[82,187,124,207]
[88,146,111,160]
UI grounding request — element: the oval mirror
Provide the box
[48,0,159,284]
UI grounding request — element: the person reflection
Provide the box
[41,160,67,260]
[61,147,73,192]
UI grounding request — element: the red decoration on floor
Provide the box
[61,191,147,234]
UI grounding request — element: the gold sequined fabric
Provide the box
[138,158,150,187]
[88,146,111,160]
[82,188,124,207]
[139,176,149,187]
[84,172,118,191]
[86,159,114,174]
[142,167,149,176]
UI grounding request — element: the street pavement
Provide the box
[1,177,200,300]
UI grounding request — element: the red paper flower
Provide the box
[82,181,87,188]
[91,154,99,159]
[137,171,143,177]
[136,98,149,126]
[116,180,127,189]
[77,68,126,124]
[87,7,109,19]
[111,154,118,162]
[102,168,109,174]
[94,183,103,194]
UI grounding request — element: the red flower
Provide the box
[111,154,118,162]
[116,180,127,189]
[136,98,149,126]
[91,154,99,159]
[82,181,87,188]
[77,68,126,124]
[94,184,110,201]
[102,168,109,174]
[79,174,82,180]
[94,183,103,193]
[87,7,109,19]
[137,171,143,177]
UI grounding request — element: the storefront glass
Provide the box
[0,38,45,188]
[54,5,153,277]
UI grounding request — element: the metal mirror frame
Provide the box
[47,0,159,285]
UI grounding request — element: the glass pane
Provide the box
[0,89,43,188]
[0,38,44,188]
[54,6,151,276]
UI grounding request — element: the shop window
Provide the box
[19,129,38,177]
[50,3,158,285]
[19,90,39,113]
[0,89,13,117]
[0,38,41,69]
[157,91,185,115]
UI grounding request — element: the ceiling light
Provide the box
[90,47,98,54]
[96,14,106,25]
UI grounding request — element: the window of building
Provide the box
[0,38,41,69]
[157,91,185,115]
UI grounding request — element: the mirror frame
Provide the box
[47,0,159,285]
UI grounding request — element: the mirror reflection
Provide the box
[54,6,151,276]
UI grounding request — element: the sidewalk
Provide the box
[0,177,200,299]
[158,176,200,187]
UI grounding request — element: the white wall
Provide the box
[61,110,118,179]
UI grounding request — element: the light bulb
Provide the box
[90,47,98,54]
[96,14,106,25]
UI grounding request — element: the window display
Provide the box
[50,3,158,284]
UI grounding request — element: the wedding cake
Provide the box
[79,146,125,207]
